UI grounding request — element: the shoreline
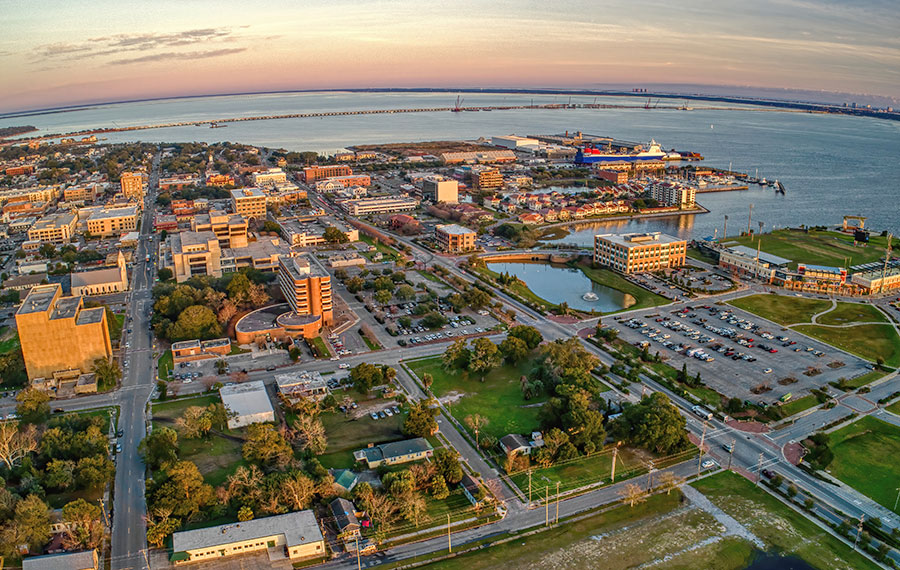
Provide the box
[537,204,710,239]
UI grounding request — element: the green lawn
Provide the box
[693,471,879,570]
[778,394,819,417]
[362,334,381,351]
[727,229,898,270]
[407,356,544,440]
[0,327,19,354]
[794,323,900,367]
[827,416,900,514]
[309,336,330,358]
[844,369,887,389]
[108,311,125,342]
[728,294,830,326]
[317,407,405,470]
[229,343,250,355]
[575,261,669,313]
[359,234,399,260]
[644,358,723,409]
[685,246,719,265]
[816,303,888,325]
[416,270,446,285]
[157,351,173,381]
[885,400,900,415]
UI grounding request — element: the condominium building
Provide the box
[230,187,267,219]
[63,184,101,203]
[27,211,77,244]
[339,196,419,216]
[278,254,333,325]
[86,206,139,237]
[593,232,687,274]
[302,164,352,183]
[15,284,112,380]
[120,171,147,199]
[191,209,249,248]
[168,231,222,282]
[649,181,696,209]
[251,168,288,186]
[435,224,477,253]
[422,177,458,203]
[471,167,503,190]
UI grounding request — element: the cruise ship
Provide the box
[575,140,669,164]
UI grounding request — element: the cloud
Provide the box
[109,47,247,65]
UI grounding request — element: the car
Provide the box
[52,407,65,414]
[392,406,400,414]
[722,442,734,453]
[338,363,350,369]
[761,469,775,479]
[378,411,386,419]
[183,378,192,384]
[384,409,393,417]
[701,459,716,469]
[370,412,379,420]
[351,402,358,409]
[266,366,276,371]
[763,368,773,374]
[115,443,122,453]
[330,356,340,361]
[116,429,124,438]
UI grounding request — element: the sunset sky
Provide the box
[2,0,898,113]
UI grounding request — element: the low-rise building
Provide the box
[28,211,77,244]
[159,174,199,191]
[120,171,147,200]
[275,370,330,403]
[339,196,419,216]
[230,187,267,220]
[171,510,325,564]
[171,338,231,365]
[499,434,531,456]
[219,381,275,429]
[852,267,900,294]
[281,218,358,247]
[593,232,687,274]
[303,164,352,183]
[718,245,790,282]
[23,549,98,570]
[63,184,102,204]
[471,167,503,190]
[328,252,366,268]
[220,237,285,274]
[649,181,696,209]
[435,224,476,253]
[422,177,458,203]
[206,173,235,187]
[441,150,516,164]
[330,498,361,540]
[460,474,487,506]
[86,206,139,238]
[315,174,371,190]
[251,168,288,186]
[596,169,628,184]
[353,438,433,468]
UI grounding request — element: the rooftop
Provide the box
[75,306,105,325]
[172,510,322,553]
[71,267,123,288]
[728,245,792,266]
[219,380,274,419]
[16,284,61,315]
[280,254,328,280]
[88,205,138,220]
[436,224,476,236]
[22,550,97,570]
[230,187,266,200]
[30,211,76,230]
[378,437,432,459]
[595,232,685,248]
[172,231,218,253]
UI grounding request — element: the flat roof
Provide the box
[800,264,845,273]
[595,232,685,248]
[173,230,218,252]
[31,211,76,230]
[436,224,476,236]
[230,187,266,200]
[172,510,322,553]
[219,380,274,419]
[22,550,96,570]
[89,206,138,220]
[75,306,105,325]
[728,245,792,266]
[280,254,328,279]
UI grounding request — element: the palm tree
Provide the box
[91,358,121,391]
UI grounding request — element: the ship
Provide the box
[575,140,669,164]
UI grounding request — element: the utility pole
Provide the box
[697,421,708,478]
[756,221,765,278]
[894,487,900,511]
[98,498,110,528]
[727,438,736,471]
[756,453,763,485]
[555,481,560,524]
[142,549,151,570]
[854,515,864,550]
[356,536,361,570]
[528,470,533,505]
[545,486,549,526]
[447,514,451,553]
[723,214,728,242]
[747,203,753,235]
[611,446,618,482]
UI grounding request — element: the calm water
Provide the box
[4,91,899,239]
[744,551,816,570]
[486,261,633,312]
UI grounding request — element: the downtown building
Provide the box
[593,232,687,274]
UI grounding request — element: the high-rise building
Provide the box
[15,284,112,380]
[471,167,503,190]
[649,181,696,209]
[230,188,267,219]
[422,177,458,203]
[593,232,687,274]
[120,172,146,199]
[168,231,222,282]
[278,255,333,325]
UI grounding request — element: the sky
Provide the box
[1,0,898,113]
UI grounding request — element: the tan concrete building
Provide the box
[435,224,476,253]
[302,164,352,183]
[250,168,288,186]
[169,231,222,282]
[191,209,248,248]
[120,171,147,200]
[171,510,324,564]
[471,167,503,190]
[71,250,129,296]
[279,255,333,325]
[15,284,112,380]
[230,188,267,219]
[86,206,139,238]
[593,232,687,274]
[28,211,77,244]
[423,177,458,203]
[63,184,101,204]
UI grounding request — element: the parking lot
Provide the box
[614,303,873,404]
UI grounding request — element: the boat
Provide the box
[760,178,768,185]
[775,180,786,194]
[575,140,668,164]
[209,123,227,128]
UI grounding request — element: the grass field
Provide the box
[778,394,819,417]
[727,229,898,270]
[644,358,724,409]
[509,446,653,496]
[693,471,879,570]
[157,351,173,381]
[816,303,888,325]
[686,246,720,265]
[151,394,246,485]
[575,261,669,313]
[728,294,831,325]
[827,415,900,514]
[794,323,900,367]
[844,369,887,390]
[407,356,543,440]
[885,400,900,415]
[108,311,125,342]
[0,326,19,354]
[309,336,330,358]
[423,491,760,570]
[317,408,405,469]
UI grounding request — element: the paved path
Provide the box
[681,485,765,549]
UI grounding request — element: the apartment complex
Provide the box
[471,167,503,190]
[169,231,222,282]
[278,255,333,324]
[15,284,112,380]
[63,184,101,203]
[649,181,696,209]
[191,209,249,248]
[435,224,476,253]
[593,232,687,274]
[339,196,419,216]
[251,168,288,186]
[302,164,352,183]
[422,177,458,203]
[27,211,77,244]
[230,188,267,219]
[120,171,147,199]
[86,206,139,237]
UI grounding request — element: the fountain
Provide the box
[582,291,599,302]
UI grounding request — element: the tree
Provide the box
[157,268,173,281]
[11,494,52,551]
[422,373,433,389]
[323,226,349,243]
[279,470,316,510]
[242,424,293,468]
[167,305,221,341]
[375,289,392,305]
[619,483,647,507]
[464,414,489,448]
[464,288,492,310]
[292,415,327,455]
[432,448,463,484]
[43,459,75,491]
[374,276,394,292]
[226,273,253,304]
[350,362,385,393]
[0,421,38,469]
[91,357,121,391]
[469,338,501,378]
[75,455,115,490]
[238,505,254,521]
[610,393,690,455]
[346,276,365,293]
[657,471,684,495]
[61,498,104,550]
[430,474,449,500]
[403,400,438,437]
[150,461,215,520]
[395,284,416,301]
[146,516,180,548]
[442,339,471,370]
[177,406,214,439]
[139,427,179,470]
[398,488,430,528]
[15,388,50,424]
[500,336,529,364]
[422,311,447,329]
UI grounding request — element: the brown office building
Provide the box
[120,172,146,200]
[302,165,352,183]
[278,255,333,335]
[15,284,112,380]
[230,188,267,220]
[435,224,477,253]
[593,232,687,274]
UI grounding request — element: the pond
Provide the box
[486,261,635,313]
[744,551,817,570]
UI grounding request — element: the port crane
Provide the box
[451,96,464,112]
[643,98,661,109]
